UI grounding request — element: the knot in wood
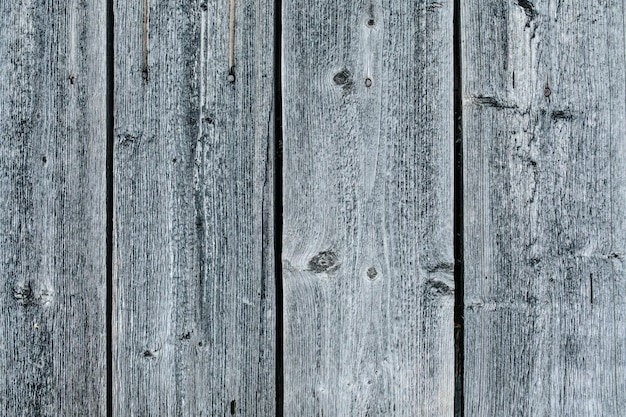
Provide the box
[308,251,339,273]
[13,281,53,306]
[333,69,351,86]
[366,267,378,280]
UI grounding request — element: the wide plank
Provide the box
[282,1,455,415]
[0,0,108,415]
[463,1,626,415]
[113,0,276,415]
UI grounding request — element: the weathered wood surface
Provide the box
[0,0,108,415]
[281,1,454,415]
[463,1,626,416]
[113,0,276,415]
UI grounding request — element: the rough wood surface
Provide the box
[281,1,454,415]
[463,1,626,415]
[113,0,275,415]
[0,1,108,415]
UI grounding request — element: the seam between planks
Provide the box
[453,0,464,416]
[273,0,284,414]
[106,0,115,414]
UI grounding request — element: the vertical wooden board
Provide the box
[113,0,275,415]
[463,1,626,416]
[282,1,454,415]
[0,1,107,416]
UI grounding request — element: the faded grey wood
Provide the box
[282,1,454,415]
[113,0,275,415]
[463,1,626,416]
[0,0,107,416]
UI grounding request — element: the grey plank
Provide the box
[113,0,275,415]
[282,1,454,415]
[463,1,626,416]
[0,0,107,415]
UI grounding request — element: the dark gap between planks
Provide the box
[106,0,115,415]
[273,0,285,415]
[453,0,464,416]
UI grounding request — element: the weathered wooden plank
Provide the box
[281,1,454,415]
[113,0,275,415]
[0,1,107,415]
[463,1,626,415]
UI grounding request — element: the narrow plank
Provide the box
[282,1,454,415]
[0,0,107,415]
[463,1,626,415]
[113,0,275,415]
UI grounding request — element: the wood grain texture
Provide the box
[281,1,454,415]
[113,0,275,415]
[0,0,107,415]
[463,1,626,415]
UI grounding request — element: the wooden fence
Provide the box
[1,0,624,415]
